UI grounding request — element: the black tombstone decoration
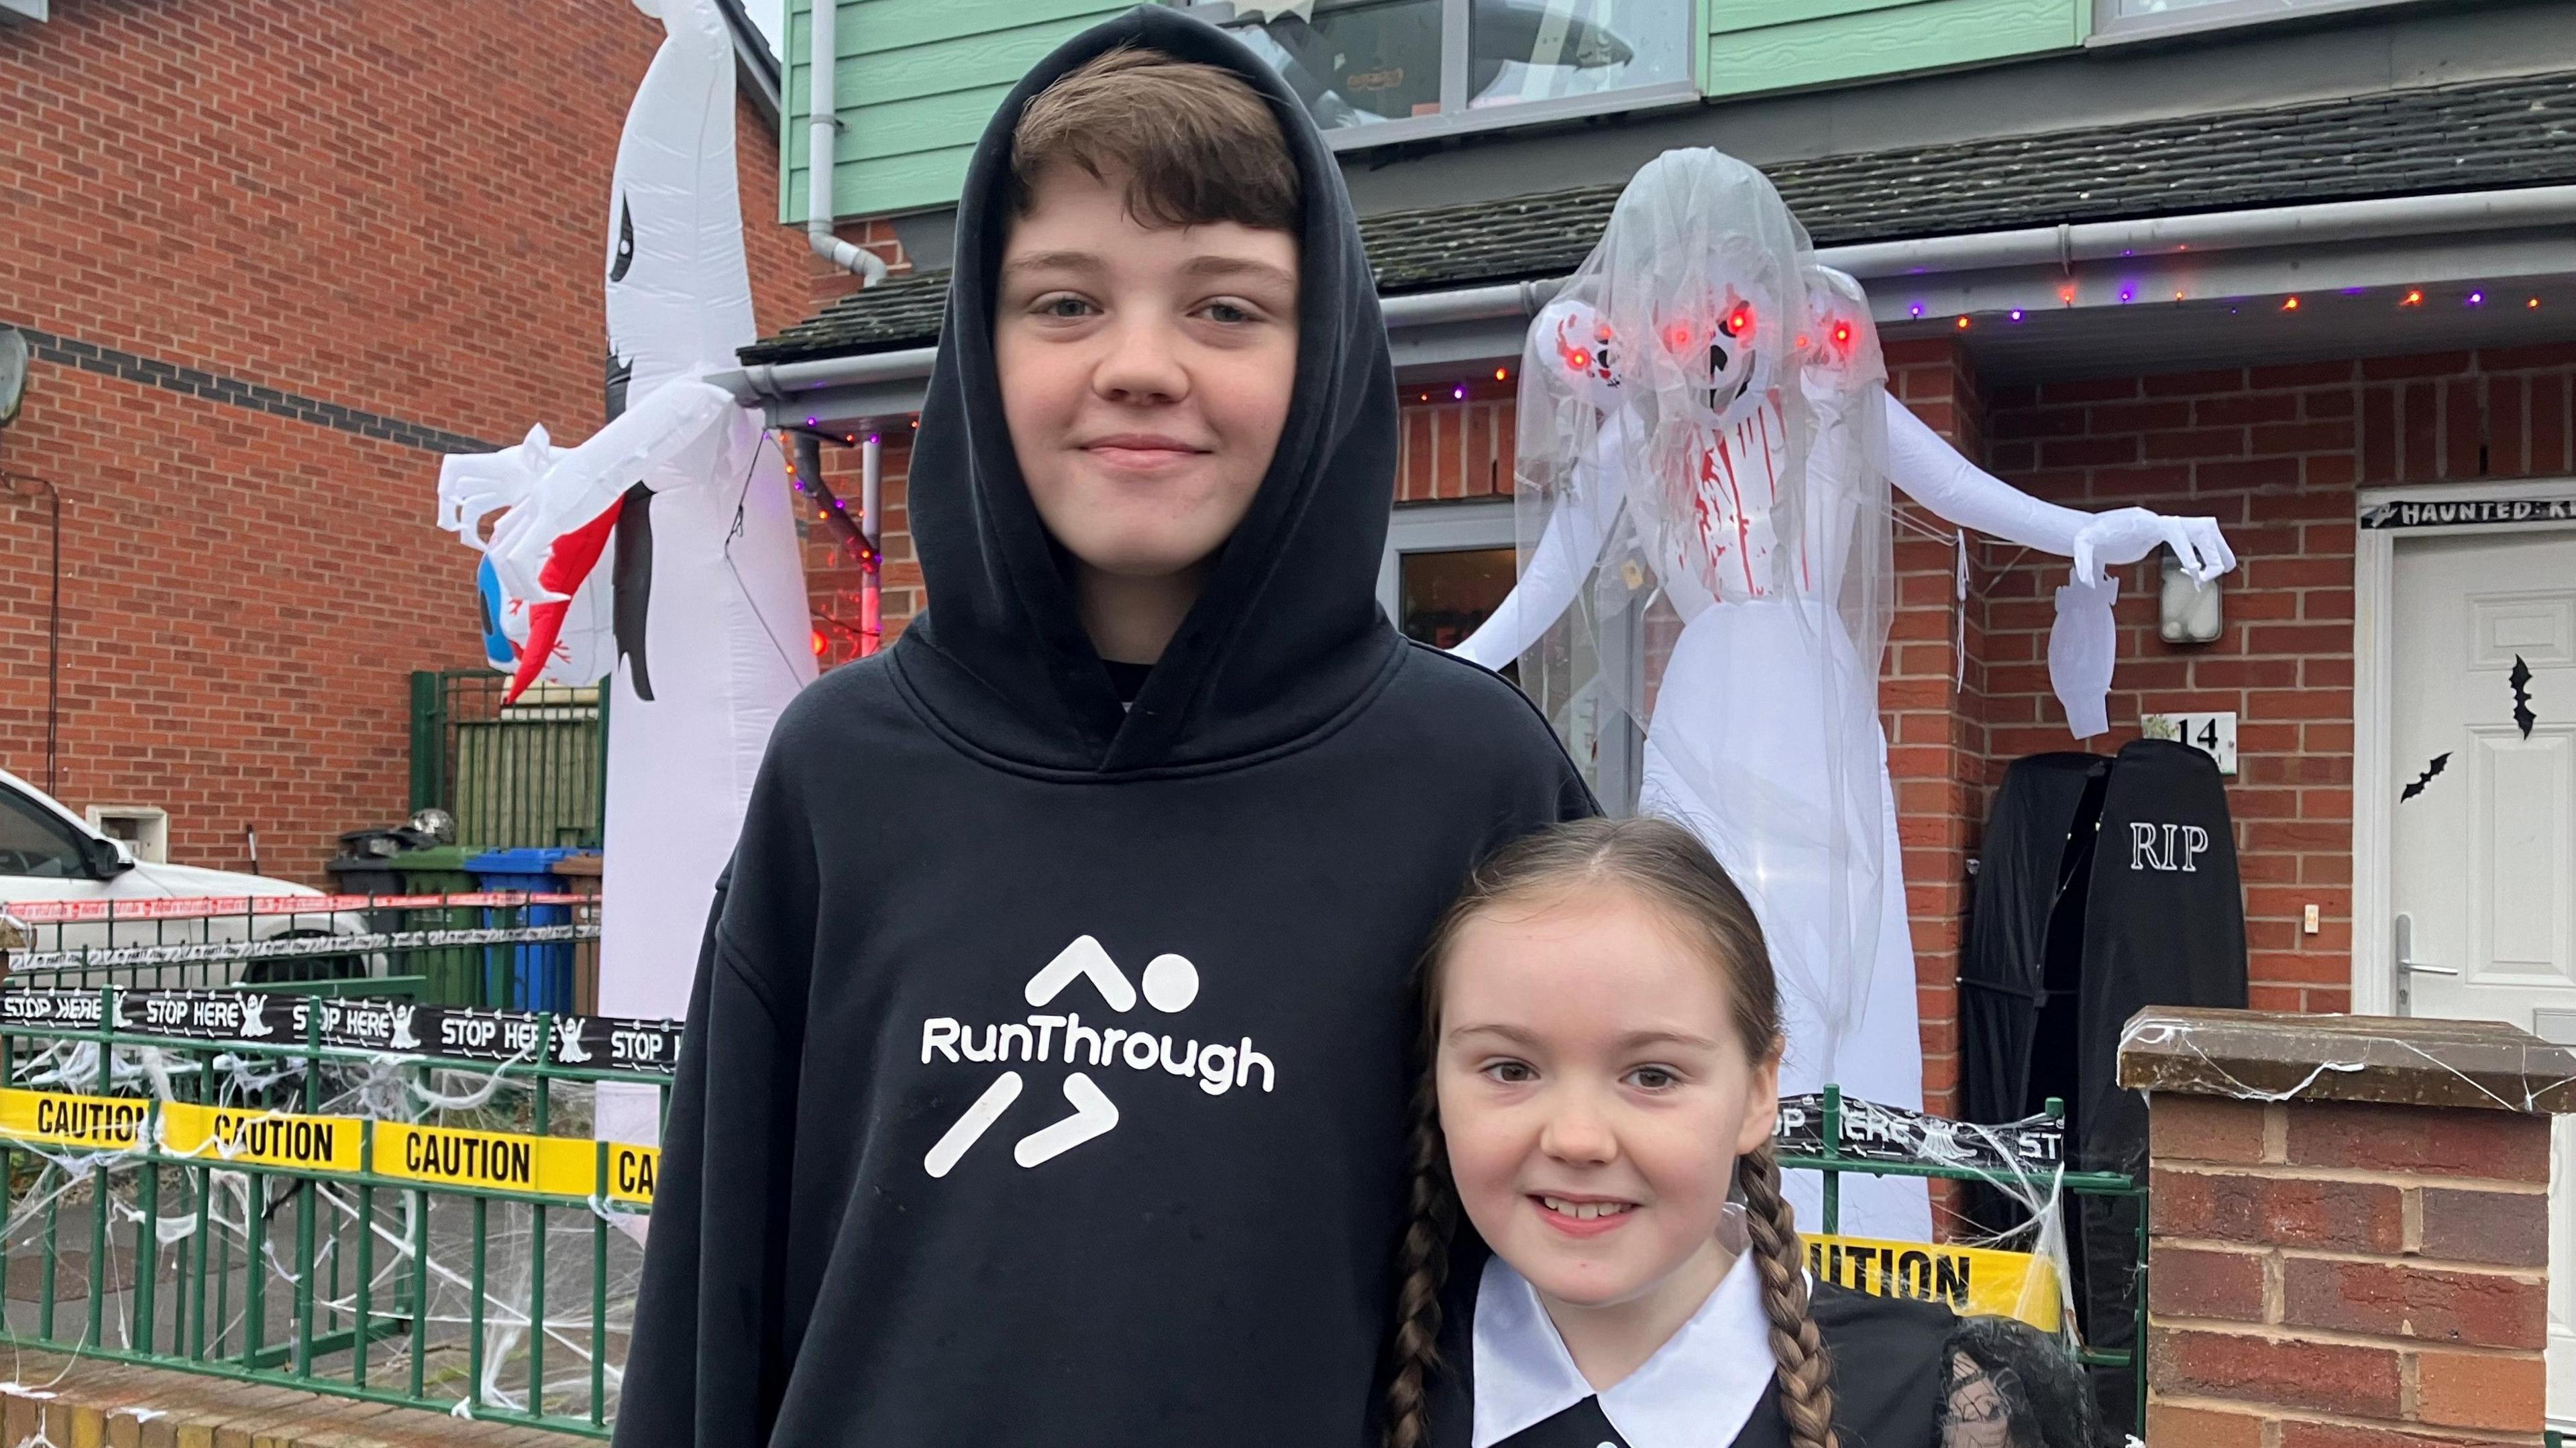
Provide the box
[1959,738,2248,1425]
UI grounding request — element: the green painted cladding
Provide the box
[1704,0,2084,99]
[785,0,2089,224]
[780,0,1130,223]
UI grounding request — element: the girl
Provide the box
[1383,816,2092,1448]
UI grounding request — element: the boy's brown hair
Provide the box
[1008,46,1301,234]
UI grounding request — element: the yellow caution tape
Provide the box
[159,1101,365,1173]
[371,1121,633,1202]
[0,1089,150,1150]
[0,1088,655,1205]
[1805,1233,2061,1332]
[604,1141,658,1205]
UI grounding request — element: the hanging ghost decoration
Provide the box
[443,425,624,687]
[435,0,815,1154]
[1457,151,2237,1241]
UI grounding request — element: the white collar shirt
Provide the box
[1470,1245,1775,1448]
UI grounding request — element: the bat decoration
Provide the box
[2510,654,2536,738]
[2400,752,2450,803]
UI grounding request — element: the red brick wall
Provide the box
[1,1,813,883]
[1984,344,2576,1016]
[1395,374,1517,502]
[2145,1093,2553,1443]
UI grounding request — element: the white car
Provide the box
[0,765,372,985]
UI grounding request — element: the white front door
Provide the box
[2387,524,2576,1414]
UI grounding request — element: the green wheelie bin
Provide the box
[396,844,484,1005]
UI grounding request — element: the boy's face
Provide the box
[995,163,1299,588]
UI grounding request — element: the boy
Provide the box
[616,10,1589,1444]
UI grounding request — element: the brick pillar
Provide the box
[2121,1009,2566,1446]
[1884,337,1990,1136]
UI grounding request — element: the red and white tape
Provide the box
[0,892,596,925]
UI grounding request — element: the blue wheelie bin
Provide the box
[466,847,577,1012]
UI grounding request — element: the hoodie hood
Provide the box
[893,7,1401,775]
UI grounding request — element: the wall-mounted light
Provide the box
[0,327,29,431]
[2159,547,2223,644]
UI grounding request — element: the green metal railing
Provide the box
[1778,1084,2147,1439]
[1,918,2137,1439]
[0,954,665,1433]
[6,892,590,1012]
[409,670,605,850]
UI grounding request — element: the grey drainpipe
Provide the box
[715,184,2576,406]
[806,0,886,286]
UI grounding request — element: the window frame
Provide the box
[1192,0,1703,152]
[2087,0,2427,44]
[1379,497,1516,625]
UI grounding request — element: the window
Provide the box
[1399,547,1517,651]
[2092,0,2423,42]
[1381,500,1511,620]
[1383,498,1522,674]
[0,787,89,879]
[1212,0,1697,146]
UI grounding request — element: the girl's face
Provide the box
[1437,887,1780,1317]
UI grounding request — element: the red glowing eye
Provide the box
[1568,347,1593,372]
[810,630,828,657]
[1833,322,1852,345]
[1724,305,1753,336]
[1664,323,1692,352]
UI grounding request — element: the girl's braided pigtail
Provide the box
[1739,1144,1839,1448]
[1381,1070,1456,1448]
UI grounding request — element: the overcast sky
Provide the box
[744,0,785,58]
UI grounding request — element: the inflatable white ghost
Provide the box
[1456,152,2233,1240]
[436,0,814,1148]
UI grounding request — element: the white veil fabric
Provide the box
[1456,152,1925,1236]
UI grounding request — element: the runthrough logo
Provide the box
[918,935,1275,1178]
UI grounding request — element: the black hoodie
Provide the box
[613,10,1593,1445]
